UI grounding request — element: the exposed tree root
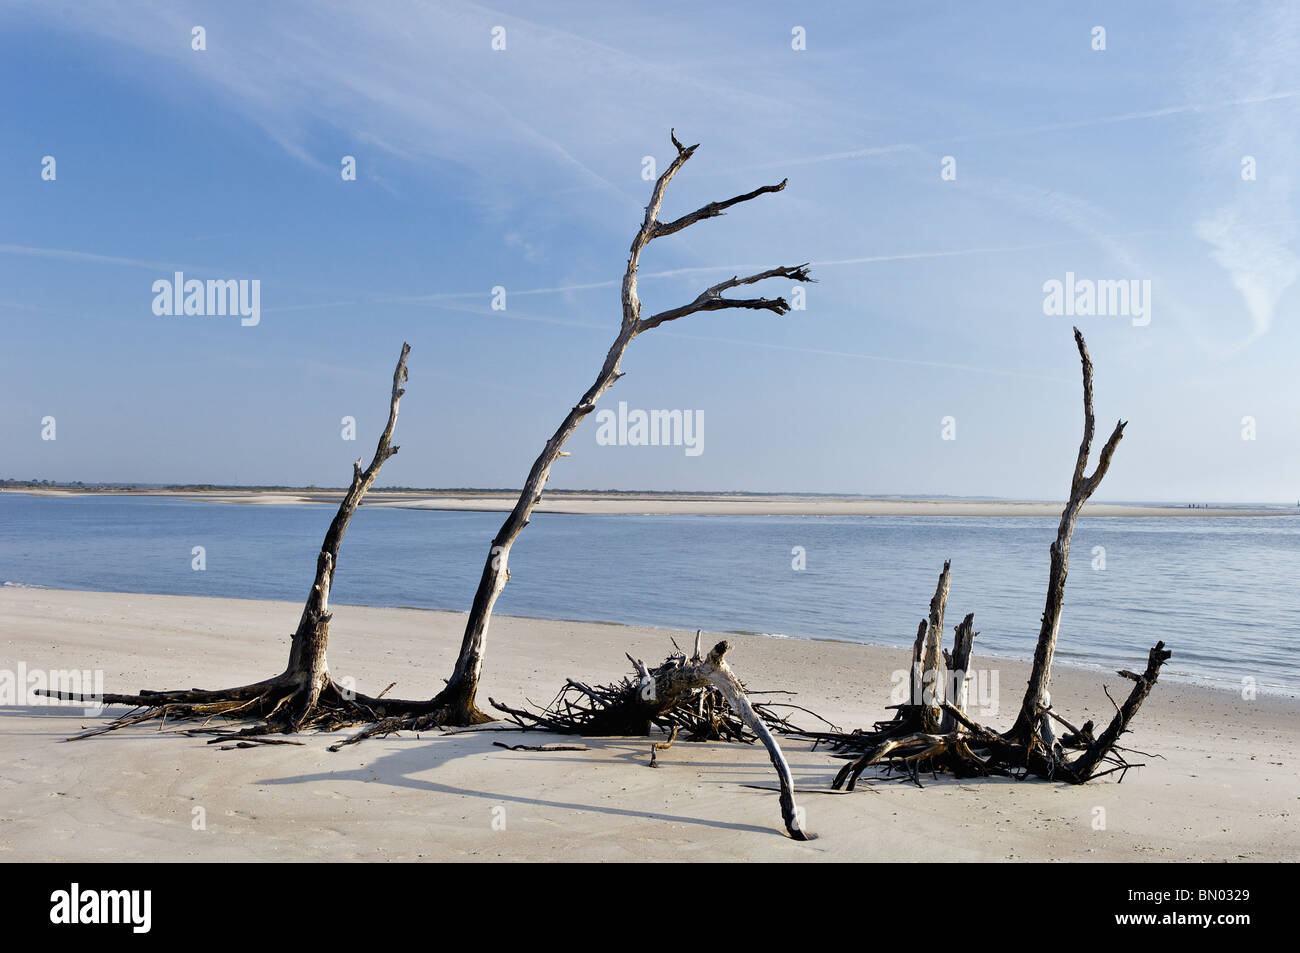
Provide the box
[487,637,825,741]
[41,676,482,743]
[31,344,494,742]
[812,639,1170,790]
[805,329,1170,791]
[486,636,830,841]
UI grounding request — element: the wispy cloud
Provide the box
[733,88,1300,175]
[0,242,213,272]
[1189,5,1300,346]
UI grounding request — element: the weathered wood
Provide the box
[696,642,813,840]
[942,612,977,731]
[919,561,951,731]
[1009,327,1126,740]
[489,639,815,839]
[811,330,1165,789]
[1069,641,1171,780]
[433,131,811,723]
[38,344,426,739]
[909,619,927,706]
[282,342,410,724]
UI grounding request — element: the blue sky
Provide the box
[2,0,1298,501]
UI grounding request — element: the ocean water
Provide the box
[1,493,1297,695]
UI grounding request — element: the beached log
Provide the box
[490,639,816,840]
[36,344,468,738]
[808,329,1168,788]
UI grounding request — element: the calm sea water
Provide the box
[2,494,1297,694]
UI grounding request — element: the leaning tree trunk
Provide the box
[429,130,811,723]
[280,342,411,725]
[37,344,440,740]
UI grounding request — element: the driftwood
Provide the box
[359,130,810,743]
[491,637,819,840]
[36,344,470,740]
[806,328,1170,789]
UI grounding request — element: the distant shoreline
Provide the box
[3,487,1292,517]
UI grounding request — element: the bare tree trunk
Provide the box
[942,612,976,732]
[282,343,411,724]
[430,324,634,722]
[919,561,951,731]
[432,130,810,722]
[820,329,1166,788]
[909,619,927,706]
[1008,327,1126,741]
[39,343,417,738]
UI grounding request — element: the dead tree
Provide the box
[806,328,1170,788]
[351,130,811,734]
[1006,327,1126,744]
[36,344,466,740]
[335,130,815,839]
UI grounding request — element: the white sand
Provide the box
[1,587,1296,862]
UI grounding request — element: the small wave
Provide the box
[2,581,48,589]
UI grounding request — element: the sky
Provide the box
[2,0,1298,502]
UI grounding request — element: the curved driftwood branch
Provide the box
[697,643,814,840]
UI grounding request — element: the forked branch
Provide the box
[638,264,814,332]
[1010,326,1127,740]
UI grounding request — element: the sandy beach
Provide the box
[4,488,1287,518]
[1,587,1295,862]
